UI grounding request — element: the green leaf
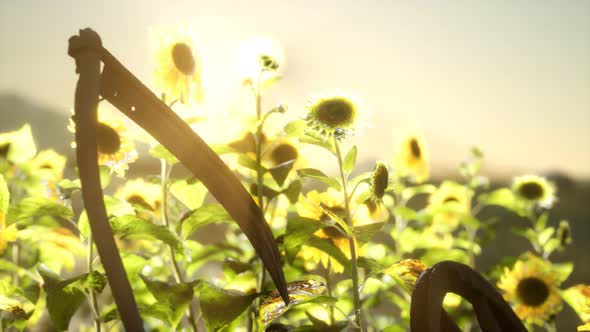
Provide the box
[401,184,436,201]
[379,259,427,294]
[6,197,73,227]
[318,203,353,238]
[354,222,385,244]
[56,178,81,199]
[38,265,90,331]
[199,282,257,331]
[538,227,555,246]
[300,133,335,154]
[250,183,281,201]
[149,144,178,164]
[237,155,265,172]
[0,174,8,214]
[78,195,135,238]
[284,120,307,137]
[180,204,232,239]
[285,217,322,263]
[298,168,341,191]
[553,262,574,283]
[282,180,302,204]
[535,212,549,232]
[170,178,208,210]
[269,160,295,187]
[111,215,186,255]
[343,145,357,174]
[140,275,198,329]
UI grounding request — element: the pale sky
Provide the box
[1,0,589,178]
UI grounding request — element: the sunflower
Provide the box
[512,175,556,208]
[297,188,381,273]
[305,93,362,140]
[115,179,161,212]
[394,134,429,183]
[0,124,36,165]
[428,181,472,229]
[497,253,563,325]
[563,284,590,331]
[153,28,204,104]
[30,149,67,181]
[69,109,138,176]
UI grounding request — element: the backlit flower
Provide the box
[153,28,204,104]
[428,181,472,229]
[394,134,429,183]
[497,253,563,325]
[305,93,361,140]
[30,149,66,181]
[115,179,161,212]
[512,175,556,208]
[69,109,138,176]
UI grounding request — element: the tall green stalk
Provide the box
[333,137,363,331]
[160,160,199,331]
[87,234,101,332]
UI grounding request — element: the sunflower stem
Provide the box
[160,159,200,331]
[87,233,101,332]
[334,137,363,331]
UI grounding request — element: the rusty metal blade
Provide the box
[68,29,144,331]
[98,48,290,305]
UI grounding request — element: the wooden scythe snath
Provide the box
[68,28,289,331]
[410,261,527,332]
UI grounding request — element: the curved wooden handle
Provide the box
[68,29,144,331]
[410,261,526,332]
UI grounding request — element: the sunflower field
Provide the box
[1,28,589,332]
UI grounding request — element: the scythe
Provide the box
[68,28,289,331]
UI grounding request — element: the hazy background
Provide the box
[1,0,589,179]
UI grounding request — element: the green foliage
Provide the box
[198,282,257,331]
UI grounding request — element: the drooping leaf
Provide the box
[307,236,351,275]
[269,160,295,187]
[379,259,427,294]
[298,168,341,191]
[180,204,232,239]
[282,180,302,204]
[6,197,73,227]
[140,275,198,329]
[300,133,335,154]
[199,282,257,331]
[250,183,281,201]
[237,154,265,172]
[111,215,186,255]
[258,280,333,326]
[170,178,208,210]
[37,265,90,331]
[342,145,357,174]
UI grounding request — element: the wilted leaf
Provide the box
[380,259,426,293]
[199,282,257,331]
[180,204,232,239]
[298,168,341,191]
[140,275,198,328]
[7,197,73,227]
[343,145,357,174]
[258,280,333,326]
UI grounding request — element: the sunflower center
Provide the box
[126,195,153,210]
[516,277,550,306]
[314,99,356,129]
[443,196,459,203]
[96,123,121,155]
[39,163,54,170]
[171,43,196,75]
[271,143,298,165]
[409,139,421,159]
[518,182,544,200]
[0,143,10,158]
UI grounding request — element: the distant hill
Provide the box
[0,93,71,154]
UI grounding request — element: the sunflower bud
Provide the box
[371,161,389,200]
[557,220,571,248]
